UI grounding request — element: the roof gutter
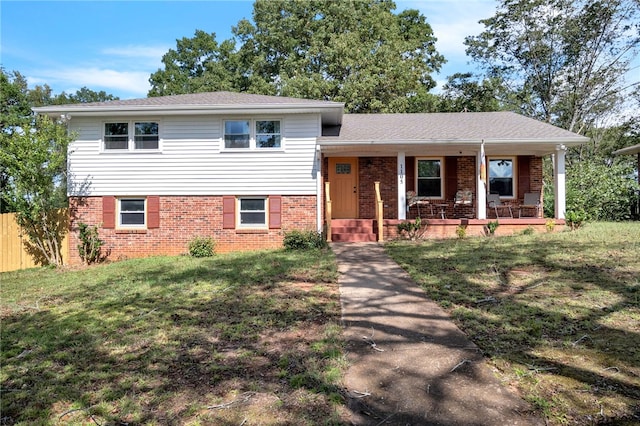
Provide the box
[318,137,588,147]
[33,104,344,126]
[613,143,640,156]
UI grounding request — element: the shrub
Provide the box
[77,222,107,264]
[455,224,467,239]
[566,160,639,221]
[188,236,216,257]
[565,209,587,231]
[545,219,556,233]
[283,229,327,250]
[397,217,425,240]
[521,226,535,236]
[486,220,499,235]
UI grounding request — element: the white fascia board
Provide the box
[613,143,640,156]
[318,137,588,148]
[33,104,344,125]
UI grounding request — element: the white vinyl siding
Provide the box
[67,114,321,196]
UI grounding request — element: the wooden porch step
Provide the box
[330,219,377,242]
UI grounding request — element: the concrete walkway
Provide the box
[333,242,543,426]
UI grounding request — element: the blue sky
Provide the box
[1,0,503,99]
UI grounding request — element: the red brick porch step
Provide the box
[331,219,377,242]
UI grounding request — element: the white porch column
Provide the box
[476,149,487,219]
[398,152,407,220]
[554,145,567,219]
[315,146,323,232]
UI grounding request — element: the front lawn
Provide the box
[386,222,640,425]
[1,249,345,425]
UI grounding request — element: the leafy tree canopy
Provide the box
[0,115,75,265]
[464,0,640,134]
[149,0,445,113]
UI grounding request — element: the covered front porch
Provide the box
[317,112,588,242]
[320,149,570,242]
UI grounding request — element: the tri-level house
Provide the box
[34,92,588,263]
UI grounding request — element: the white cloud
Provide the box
[102,45,170,61]
[28,68,151,98]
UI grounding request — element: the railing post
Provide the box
[374,182,384,242]
[325,182,332,242]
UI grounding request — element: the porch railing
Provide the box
[325,182,332,242]
[374,181,384,242]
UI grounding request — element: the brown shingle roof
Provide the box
[320,112,586,142]
[38,91,342,108]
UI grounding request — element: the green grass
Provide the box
[4,223,640,425]
[1,248,346,425]
[385,222,640,425]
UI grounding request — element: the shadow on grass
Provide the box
[1,249,346,425]
[385,227,640,424]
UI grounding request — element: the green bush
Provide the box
[77,222,107,264]
[565,209,587,231]
[566,160,639,221]
[486,220,499,235]
[455,224,467,239]
[397,217,424,240]
[283,229,327,250]
[188,236,216,257]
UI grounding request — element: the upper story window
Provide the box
[104,123,129,150]
[256,120,281,148]
[489,158,515,198]
[104,121,159,151]
[224,120,250,149]
[224,119,282,150]
[417,158,443,198]
[134,122,159,149]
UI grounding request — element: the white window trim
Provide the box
[416,157,445,200]
[117,197,147,229]
[237,196,269,229]
[222,118,284,152]
[102,120,162,153]
[488,156,517,199]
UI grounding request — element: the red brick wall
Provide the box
[68,195,317,264]
[359,157,398,219]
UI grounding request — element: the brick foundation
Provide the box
[68,195,317,265]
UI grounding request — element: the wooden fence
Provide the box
[0,211,69,273]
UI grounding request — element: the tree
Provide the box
[149,0,445,113]
[148,30,242,97]
[1,69,33,213]
[53,87,119,104]
[464,0,639,134]
[439,72,507,112]
[0,115,75,266]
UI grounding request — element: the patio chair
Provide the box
[519,192,541,218]
[488,193,513,218]
[453,189,473,218]
[407,191,434,217]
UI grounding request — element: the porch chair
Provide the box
[519,192,541,218]
[406,191,434,217]
[453,189,473,218]
[488,193,513,218]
